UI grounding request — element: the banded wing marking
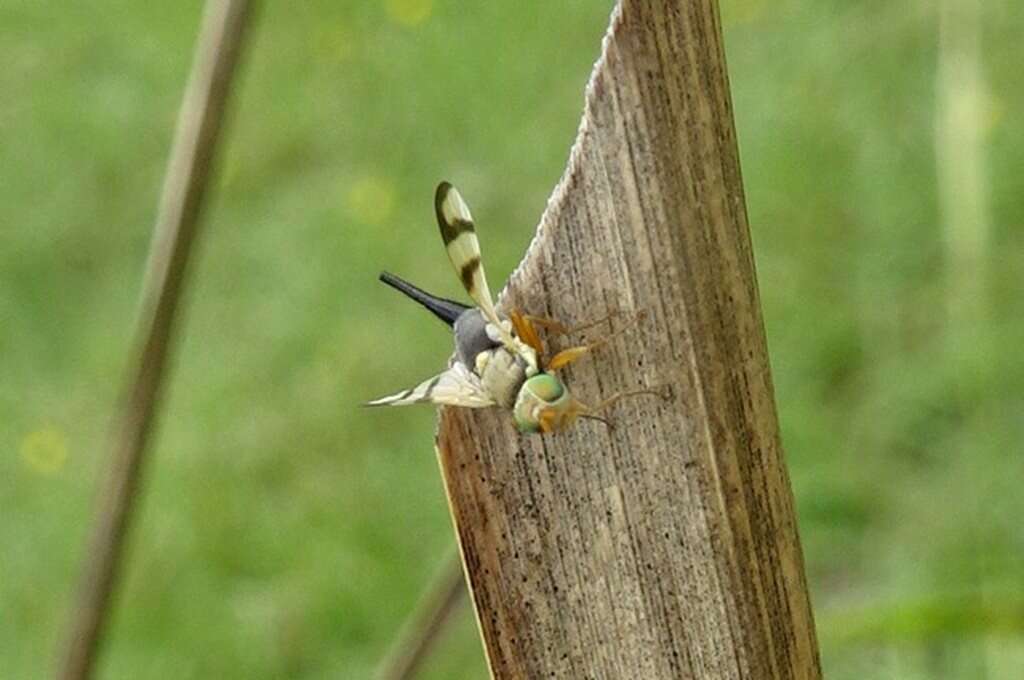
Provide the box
[365,361,496,408]
[435,181,517,350]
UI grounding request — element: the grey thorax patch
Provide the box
[454,308,499,369]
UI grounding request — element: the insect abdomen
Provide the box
[477,348,528,409]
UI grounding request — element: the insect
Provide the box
[367,182,660,433]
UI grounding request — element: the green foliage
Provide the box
[2,1,1022,678]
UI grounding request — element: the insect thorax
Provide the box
[454,308,537,409]
[453,309,499,369]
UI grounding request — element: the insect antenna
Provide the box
[578,413,613,429]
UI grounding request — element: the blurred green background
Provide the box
[3,0,1022,678]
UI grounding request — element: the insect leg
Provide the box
[547,345,591,371]
[523,315,570,336]
[590,387,667,412]
[526,309,638,337]
[509,309,544,355]
[568,387,668,431]
[545,318,639,371]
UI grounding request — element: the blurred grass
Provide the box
[2,0,1022,678]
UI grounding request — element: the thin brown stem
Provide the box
[374,549,468,680]
[55,3,255,679]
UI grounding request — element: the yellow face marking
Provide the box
[538,408,558,433]
[537,402,584,434]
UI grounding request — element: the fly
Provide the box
[367,182,661,433]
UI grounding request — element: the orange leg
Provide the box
[525,309,638,337]
[574,387,669,430]
[586,387,668,414]
[546,320,638,371]
[509,309,545,355]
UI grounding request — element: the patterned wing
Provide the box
[365,361,496,408]
[434,182,517,350]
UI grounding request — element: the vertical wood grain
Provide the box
[435,1,821,677]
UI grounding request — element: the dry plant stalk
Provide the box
[435,1,822,678]
[56,2,254,678]
[374,549,467,680]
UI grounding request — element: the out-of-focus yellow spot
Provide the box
[315,25,355,64]
[346,176,396,225]
[984,93,1004,136]
[724,0,768,26]
[220,149,242,190]
[20,428,68,475]
[386,0,433,28]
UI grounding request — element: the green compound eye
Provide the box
[524,374,565,402]
[513,373,572,433]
